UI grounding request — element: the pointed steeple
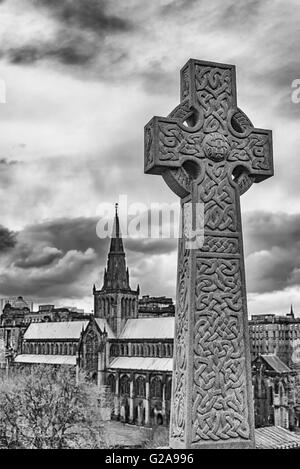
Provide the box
[102,203,130,291]
[109,203,124,254]
[290,304,295,319]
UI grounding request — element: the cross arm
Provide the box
[228,126,273,182]
[144,116,203,175]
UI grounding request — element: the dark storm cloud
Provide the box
[14,247,63,269]
[8,38,96,67]
[0,217,106,299]
[0,214,177,300]
[32,0,132,34]
[2,0,133,68]
[244,211,300,294]
[0,226,16,252]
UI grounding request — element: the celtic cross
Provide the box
[144,59,273,449]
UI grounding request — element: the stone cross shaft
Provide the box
[144,59,273,449]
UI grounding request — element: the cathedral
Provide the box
[92,205,174,426]
[0,206,175,427]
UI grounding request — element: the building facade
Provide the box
[252,354,298,429]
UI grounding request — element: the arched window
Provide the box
[166,379,172,400]
[107,374,116,394]
[135,376,146,398]
[150,376,163,399]
[120,375,130,395]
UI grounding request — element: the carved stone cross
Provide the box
[144,59,273,449]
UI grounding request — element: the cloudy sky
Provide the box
[0,0,300,316]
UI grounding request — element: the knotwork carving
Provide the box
[201,161,237,232]
[170,236,189,442]
[192,258,250,442]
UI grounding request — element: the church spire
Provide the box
[108,203,124,254]
[102,203,130,291]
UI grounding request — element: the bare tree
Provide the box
[0,365,107,449]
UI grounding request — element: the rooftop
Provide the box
[255,426,300,449]
[95,318,115,339]
[14,354,76,366]
[108,356,173,372]
[259,354,292,374]
[119,317,174,339]
[24,320,89,340]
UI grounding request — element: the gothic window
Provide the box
[166,379,172,400]
[150,376,163,399]
[135,376,146,398]
[120,375,130,395]
[85,330,98,371]
[161,345,166,358]
[63,343,68,355]
[107,374,116,394]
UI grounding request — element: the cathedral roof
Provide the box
[108,356,173,372]
[94,318,115,338]
[255,426,300,449]
[259,354,291,373]
[119,317,174,339]
[14,354,76,366]
[24,320,89,340]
